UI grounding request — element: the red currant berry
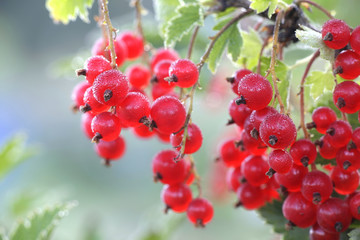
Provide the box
[307,107,337,134]
[249,106,277,134]
[259,113,297,149]
[153,60,176,88]
[267,149,293,176]
[237,73,273,110]
[226,167,242,192]
[132,124,155,139]
[310,223,340,240]
[77,56,112,84]
[126,64,151,89]
[235,182,266,210]
[275,164,308,192]
[150,96,186,134]
[317,135,338,159]
[334,50,360,80]
[72,81,91,109]
[151,83,177,101]
[352,127,360,149]
[336,147,360,172]
[152,150,187,185]
[240,130,267,156]
[331,166,360,195]
[289,139,317,167]
[187,198,214,227]
[170,123,203,154]
[155,130,171,143]
[228,99,252,128]
[150,48,179,72]
[92,38,128,67]
[228,69,252,95]
[219,139,248,167]
[317,198,352,233]
[282,192,317,228]
[91,112,121,142]
[349,192,360,220]
[321,19,350,49]
[333,81,360,113]
[301,170,333,204]
[241,155,269,186]
[326,120,352,148]
[161,183,192,213]
[117,31,144,60]
[168,59,199,88]
[81,112,95,139]
[350,26,360,54]
[81,87,109,114]
[94,136,126,161]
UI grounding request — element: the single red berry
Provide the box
[336,147,360,172]
[321,19,350,49]
[310,223,340,240]
[170,123,203,154]
[93,70,129,106]
[152,150,187,185]
[151,83,177,101]
[259,113,297,149]
[333,81,360,113]
[117,31,144,60]
[317,198,352,233]
[78,56,112,84]
[349,192,360,220]
[116,92,151,127]
[226,167,242,192]
[240,130,267,156]
[334,50,360,80]
[91,112,121,142]
[219,139,249,167]
[228,99,252,128]
[275,164,308,192]
[282,192,317,228]
[237,73,273,110]
[249,106,277,133]
[235,182,266,210]
[150,48,179,72]
[92,38,128,67]
[228,69,252,95]
[307,107,337,134]
[153,60,176,88]
[241,155,269,186]
[161,183,192,213]
[81,112,95,139]
[154,129,171,143]
[72,81,91,109]
[301,170,333,204]
[150,96,186,134]
[289,139,317,167]
[126,64,151,89]
[268,149,293,176]
[350,26,360,54]
[132,124,155,139]
[187,198,214,227]
[168,59,199,88]
[81,87,109,114]
[326,120,352,148]
[317,135,339,159]
[94,136,126,161]
[331,166,360,195]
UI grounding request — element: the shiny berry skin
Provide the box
[331,166,360,195]
[219,139,248,167]
[349,192,360,220]
[268,149,293,175]
[81,112,95,139]
[318,136,338,159]
[132,124,155,139]
[117,31,144,60]
[321,19,350,49]
[333,81,360,113]
[93,70,129,106]
[352,128,360,149]
[241,155,269,186]
[290,139,317,167]
[92,38,128,67]
[235,182,266,210]
[229,69,252,95]
[336,147,360,172]
[168,59,199,88]
[116,92,151,127]
[170,123,203,154]
[310,223,340,240]
[91,112,121,142]
[237,73,273,110]
[275,164,308,192]
[81,87,109,114]
[249,106,277,133]
[259,113,297,149]
[151,83,177,100]
[155,130,171,143]
[317,198,352,233]
[161,183,192,213]
[154,59,177,88]
[94,136,126,160]
[282,192,317,228]
[150,96,186,134]
[150,48,179,72]
[240,130,267,156]
[80,56,112,84]
[152,150,187,185]
[350,26,360,54]
[325,120,352,148]
[301,170,333,204]
[334,50,360,80]
[186,198,214,227]
[308,107,337,134]
[229,99,252,128]
[72,81,91,109]
[126,64,151,89]
[226,167,242,192]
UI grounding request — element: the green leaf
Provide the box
[164,3,204,48]
[215,7,236,19]
[208,18,242,72]
[10,201,78,240]
[305,71,335,102]
[249,0,278,18]
[349,228,360,240]
[153,0,181,36]
[257,200,287,233]
[283,228,310,240]
[237,29,262,69]
[296,26,335,62]
[46,0,94,24]
[0,134,36,179]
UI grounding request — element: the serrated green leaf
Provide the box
[10,201,78,240]
[46,0,94,24]
[295,26,335,62]
[305,71,335,102]
[257,200,287,233]
[237,29,262,69]
[0,134,36,179]
[249,0,278,18]
[349,228,360,240]
[164,3,204,48]
[153,0,181,36]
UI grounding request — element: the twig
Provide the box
[298,50,320,139]
[101,0,117,69]
[297,0,334,19]
[187,25,200,60]
[133,0,144,40]
[257,37,270,74]
[96,0,107,41]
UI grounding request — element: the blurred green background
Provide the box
[0,0,359,239]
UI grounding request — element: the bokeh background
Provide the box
[0,0,359,239]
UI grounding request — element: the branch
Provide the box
[296,0,334,19]
[187,25,200,60]
[101,0,117,69]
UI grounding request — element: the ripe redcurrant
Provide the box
[321,19,350,49]
[117,31,144,60]
[168,59,199,88]
[186,198,214,227]
[301,170,333,204]
[170,123,203,154]
[161,183,192,213]
[91,112,121,142]
[333,81,360,113]
[126,64,151,89]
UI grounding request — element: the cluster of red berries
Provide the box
[71,31,214,226]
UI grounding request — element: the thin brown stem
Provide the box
[268,10,285,114]
[97,0,107,41]
[187,26,200,60]
[299,50,320,139]
[133,0,144,40]
[297,0,334,19]
[101,0,117,69]
[257,37,270,74]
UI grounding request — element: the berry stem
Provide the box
[96,0,108,42]
[133,0,144,41]
[101,0,117,69]
[299,50,320,139]
[296,0,334,19]
[187,25,201,60]
[257,37,270,74]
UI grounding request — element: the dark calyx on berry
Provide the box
[92,132,103,143]
[335,222,343,232]
[334,66,343,74]
[103,89,113,102]
[150,76,158,83]
[195,219,205,228]
[165,74,178,83]
[139,116,157,131]
[235,96,246,105]
[306,122,316,129]
[343,160,352,170]
[226,77,235,84]
[268,135,278,146]
[313,192,321,204]
[154,172,163,182]
[250,128,259,139]
[76,68,87,76]
[266,168,276,178]
[234,140,245,151]
[327,128,335,136]
[227,118,235,125]
[301,156,309,167]
[102,159,111,167]
[80,103,92,113]
[336,97,346,109]
[323,32,333,41]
